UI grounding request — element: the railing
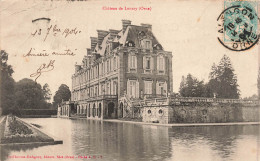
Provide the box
[136,96,259,107]
[79,95,118,101]
[143,94,167,98]
[171,97,259,104]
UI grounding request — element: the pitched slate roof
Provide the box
[90,21,162,57]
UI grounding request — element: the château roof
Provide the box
[90,21,162,57]
[76,20,165,72]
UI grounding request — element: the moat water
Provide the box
[1,118,260,161]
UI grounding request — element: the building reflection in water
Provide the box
[1,118,259,161]
[71,119,172,161]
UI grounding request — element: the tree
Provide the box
[179,74,205,97]
[43,83,52,102]
[53,84,71,108]
[1,50,16,114]
[208,55,240,99]
[243,94,258,100]
[15,78,47,109]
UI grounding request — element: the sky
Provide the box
[1,0,259,99]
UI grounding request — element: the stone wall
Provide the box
[142,107,169,124]
[169,103,259,123]
[142,102,259,124]
[242,106,260,122]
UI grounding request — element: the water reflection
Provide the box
[1,118,260,161]
[70,120,172,161]
[169,125,260,161]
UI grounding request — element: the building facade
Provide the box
[57,20,259,124]
[58,20,173,120]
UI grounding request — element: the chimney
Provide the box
[141,23,152,30]
[87,48,92,55]
[109,29,120,39]
[90,37,98,51]
[122,20,131,33]
[97,30,109,46]
[75,65,82,72]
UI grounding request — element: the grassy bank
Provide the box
[0,115,54,144]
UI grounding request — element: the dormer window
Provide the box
[154,44,163,50]
[125,40,135,47]
[141,39,152,49]
[138,31,146,39]
[145,40,151,49]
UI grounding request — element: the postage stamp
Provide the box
[217,0,259,51]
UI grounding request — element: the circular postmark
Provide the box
[217,1,259,51]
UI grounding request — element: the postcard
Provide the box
[0,0,259,161]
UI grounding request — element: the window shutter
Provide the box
[144,81,147,94]
[157,57,159,72]
[156,81,159,95]
[115,57,118,69]
[135,56,137,69]
[164,81,167,95]
[127,80,130,96]
[136,80,139,98]
[163,57,165,71]
[143,56,146,70]
[151,57,154,71]
[128,55,131,69]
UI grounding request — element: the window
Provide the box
[110,59,112,71]
[111,81,117,95]
[96,66,98,78]
[145,41,151,49]
[127,80,139,98]
[128,54,137,71]
[157,56,165,73]
[103,62,105,74]
[107,60,110,73]
[156,81,167,96]
[129,81,136,97]
[91,87,94,97]
[146,57,151,69]
[95,86,98,96]
[144,81,152,95]
[143,56,153,73]
[107,44,111,54]
[93,68,95,78]
[113,57,117,70]
[101,84,104,95]
[107,82,110,95]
